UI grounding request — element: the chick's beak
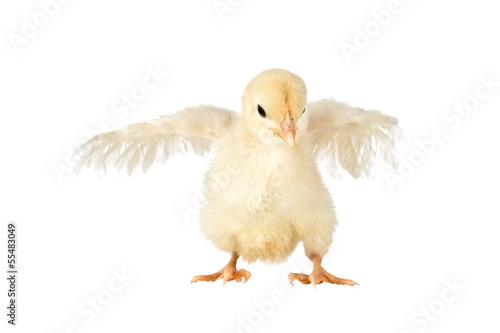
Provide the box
[272,113,296,147]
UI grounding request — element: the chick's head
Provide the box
[241,68,307,147]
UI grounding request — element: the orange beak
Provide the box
[272,113,296,147]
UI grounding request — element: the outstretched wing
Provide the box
[75,105,237,175]
[306,98,402,178]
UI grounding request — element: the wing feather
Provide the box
[306,98,402,178]
[74,105,237,175]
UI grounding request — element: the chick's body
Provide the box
[200,125,336,263]
[77,68,401,287]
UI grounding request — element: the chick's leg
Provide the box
[288,254,358,288]
[191,252,251,285]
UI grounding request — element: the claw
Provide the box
[311,277,317,289]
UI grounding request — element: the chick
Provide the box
[76,69,401,287]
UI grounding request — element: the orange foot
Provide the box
[191,252,251,286]
[288,254,359,288]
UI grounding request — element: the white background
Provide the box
[1,0,499,332]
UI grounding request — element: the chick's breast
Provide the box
[199,134,336,263]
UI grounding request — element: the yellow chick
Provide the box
[76,69,401,287]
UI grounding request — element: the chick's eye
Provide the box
[257,104,266,118]
[302,108,306,114]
